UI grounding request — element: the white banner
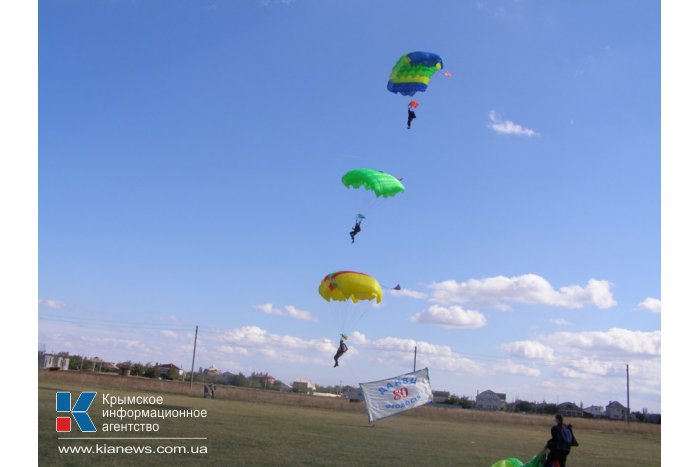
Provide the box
[359,368,433,424]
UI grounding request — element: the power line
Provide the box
[38,313,205,331]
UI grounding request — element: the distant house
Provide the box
[606,401,627,420]
[583,405,605,418]
[250,372,276,387]
[342,387,363,402]
[432,390,451,404]
[557,402,584,418]
[277,381,294,393]
[292,380,315,394]
[38,352,70,370]
[157,363,184,379]
[84,357,107,372]
[117,364,132,377]
[203,365,221,376]
[475,390,506,411]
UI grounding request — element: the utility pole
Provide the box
[413,346,417,372]
[626,364,630,424]
[189,325,199,388]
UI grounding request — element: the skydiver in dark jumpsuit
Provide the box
[407,107,417,129]
[333,339,348,367]
[349,218,362,243]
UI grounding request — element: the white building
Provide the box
[157,363,185,379]
[606,401,627,420]
[38,352,70,370]
[292,380,316,394]
[583,405,605,418]
[475,390,506,411]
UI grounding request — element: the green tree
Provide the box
[130,363,145,377]
[515,400,533,413]
[67,355,85,371]
[143,365,158,379]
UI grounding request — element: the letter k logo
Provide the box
[56,392,97,432]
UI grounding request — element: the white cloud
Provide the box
[637,297,661,313]
[500,328,660,381]
[254,303,281,316]
[499,340,555,361]
[390,288,428,300]
[488,110,538,136]
[253,303,316,321]
[368,336,484,374]
[497,327,660,404]
[160,330,178,338]
[39,298,68,309]
[215,345,250,356]
[79,335,149,352]
[429,274,617,310]
[410,305,487,329]
[552,328,660,357]
[493,360,541,377]
[350,331,369,345]
[219,326,333,353]
[550,318,572,326]
[283,305,315,321]
[555,356,618,377]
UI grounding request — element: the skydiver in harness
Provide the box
[407,106,417,129]
[349,215,363,243]
[333,339,349,367]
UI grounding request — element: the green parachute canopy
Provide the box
[341,169,405,198]
[491,451,546,467]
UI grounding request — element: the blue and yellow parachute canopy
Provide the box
[387,51,444,97]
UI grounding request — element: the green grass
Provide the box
[39,375,660,466]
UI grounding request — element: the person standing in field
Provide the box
[544,414,578,467]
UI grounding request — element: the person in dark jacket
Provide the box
[333,339,348,367]
[349,218,362,243]
[544,414,577,467]
[407,106,417,129]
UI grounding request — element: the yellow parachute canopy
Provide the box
[318,271,383,304]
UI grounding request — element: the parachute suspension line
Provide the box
[368,196,384,212]
[353,309,370,333]
[334,304,369,339]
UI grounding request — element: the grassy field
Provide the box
[38,371,660,466]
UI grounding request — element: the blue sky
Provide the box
[37,0,661,412]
